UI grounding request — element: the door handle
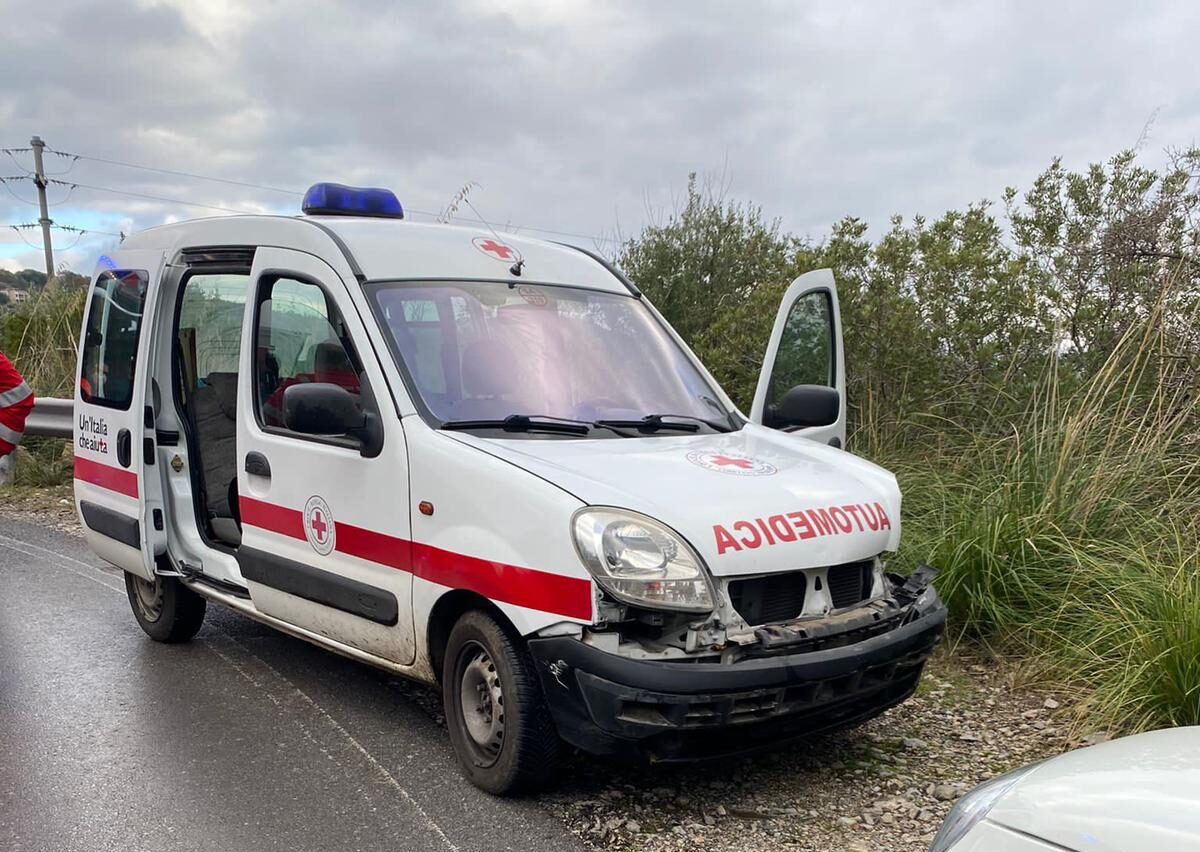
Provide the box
[117,429,132,468]
[244,451,271,478]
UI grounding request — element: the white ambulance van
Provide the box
[73,183,945,794]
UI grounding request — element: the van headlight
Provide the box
[572,508,714,613]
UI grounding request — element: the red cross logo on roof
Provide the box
[473,236,515,260]
[711,455,755,469]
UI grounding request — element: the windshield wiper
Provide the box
[594,413,733,433]
[441,414,592,435]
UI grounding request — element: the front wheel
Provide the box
[442,610,561,795]
[124,571,207,643]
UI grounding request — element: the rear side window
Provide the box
[254,276,362,430]
[80,269,149,410]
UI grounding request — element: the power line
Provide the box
[52,148,305,196]
[0,178,39,206]
[10,143,621,247]
[54,223,123,238]
[70,181,259,215]
[5,222,122,240]
[3,149,32,175]
[0,175,76,206]
[50,146,618,244]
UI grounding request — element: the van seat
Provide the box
[191,371,240,538]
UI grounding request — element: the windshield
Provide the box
[366,280,730,428]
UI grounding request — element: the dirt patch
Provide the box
[543,648,1081,852]
[0,484,81,535]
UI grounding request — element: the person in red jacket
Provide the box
[0,350,35,457]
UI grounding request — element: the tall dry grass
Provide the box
[0,280,86,398]
[1,282,85,487]
[882,293,1200,730]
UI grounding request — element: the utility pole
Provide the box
[29,136,54,280]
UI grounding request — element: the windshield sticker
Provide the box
[713,503,892,555]
[473,236,517,261]
[303,495,336,556]
[516,285,548,306]
[686,450,777,476]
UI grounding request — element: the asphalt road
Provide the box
[0,518,585,852]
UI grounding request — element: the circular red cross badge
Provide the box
[304,495,336,556]
[472,236,517,261]
[686,450,777,476]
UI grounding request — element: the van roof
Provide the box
[118,214,630,294]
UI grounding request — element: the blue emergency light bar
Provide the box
[301,183,404,219]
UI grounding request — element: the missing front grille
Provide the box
[729,572,807,624]
[826,560,874,609]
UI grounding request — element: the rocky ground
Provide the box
[0,483,79,533]
[541,648,1088,852]
[0,485,1098,852]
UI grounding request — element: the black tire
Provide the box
[124,570,207,643]
[442,610,562,795]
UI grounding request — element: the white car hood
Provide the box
[449,424,901,577]
[987,727,1200,852]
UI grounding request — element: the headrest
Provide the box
[314,341,352,375]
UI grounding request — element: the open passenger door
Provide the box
[73,249,168,581]
[749,268,846,448]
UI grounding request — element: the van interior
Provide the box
[174,271,250,548]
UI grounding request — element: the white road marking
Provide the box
[205,635,460,852]
[0,534,125,594]
[1,528,460,852]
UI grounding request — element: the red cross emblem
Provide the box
[311,508,328,543]
[304,495,336,554]
[473,237,515,260]
[685,450,777,476]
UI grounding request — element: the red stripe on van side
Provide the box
[238,496,593,621]
[411,541,593,621]
[73,456,139,498]
[335,522,412,572]
[238,496,305,540]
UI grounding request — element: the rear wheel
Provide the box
[124,571,207,643]
[443,610,561,795]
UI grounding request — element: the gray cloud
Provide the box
[1,0,1197,272]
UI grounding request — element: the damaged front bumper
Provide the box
[528,574,946,761]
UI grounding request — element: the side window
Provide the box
[176,273,249,394]
[254,276,362,430]
[80,269,149,409]
[768,290,834,407]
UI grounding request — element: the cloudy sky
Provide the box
[2,0,1198,274]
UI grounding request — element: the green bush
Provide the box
[886,299,1200,730]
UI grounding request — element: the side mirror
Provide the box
[765,384,840,430]
[283,382,384,458]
